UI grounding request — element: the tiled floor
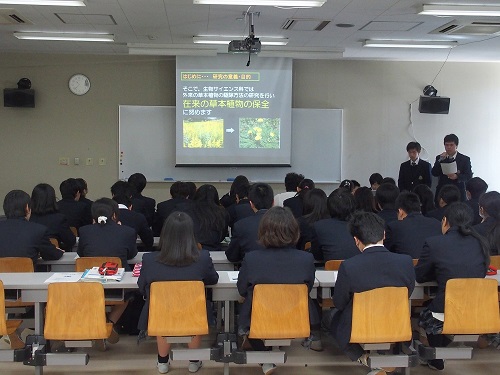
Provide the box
[2,331,500,375]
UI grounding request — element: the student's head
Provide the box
[229,175,250,199]
[3,190,30,219]
[381,177,396,186]
[302,188,330,223]
[185,182,197,199]
[59,178,80,200]
[328,188,356,221]
[112,194,132,208]
[369,173,383,190]
[248,183,274,210]
[110,180,132,198]
[128,173,147,194]
[437,184,461,208]
[406,141,421,161]
[412,184,435,215]
[442,202,473,231]
[375,183,400,210]
[351,180,361,194]
[479,191,500,220]
[339,179,353,193]
[466,177,488,200]
[194,184,220,205]
[75,178,88,197]
[158,211,200,267]
[284,172,304,192]
[258,206,300,248]
[297,178,315,197]
[31,183,58,215]
[170,181,190,199]
[348,211,385,249]
[91,198,119,225]
[444,134,459,156]
[395,192,422,219]
[354,186,376,213]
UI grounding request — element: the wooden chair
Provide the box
[350,286,416,371]
[490,255,500,269]
[75,257,122,272]
[303,241,312,252]
[412,259,419,266]
[0,258,34,310]
[324,259,343,271]
[69,227,78,237]
[418,278,500,362]
[0,280,25,358]
[246,284,310,365]
[49,238,59,248]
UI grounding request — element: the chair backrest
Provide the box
[325,260,343,271]
[442,278,500,335]
[0,257,34,273]
[75,256,122,272]
[49,238,59,248]
[70,226,78,236]
[249,284,310,340]
[303,241,312,252]
[412,259,419,266]
[490,255,500,269]
[148,281,208,337]
[0,280,7,335]
[44,282,110,340]
[350,286,412,343]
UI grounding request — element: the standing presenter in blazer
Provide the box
[398,141,432,192]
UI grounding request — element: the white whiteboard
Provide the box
[119,106,342,183]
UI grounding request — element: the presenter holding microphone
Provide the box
[431,134,472,204]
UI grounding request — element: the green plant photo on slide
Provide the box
[239,118,280,149]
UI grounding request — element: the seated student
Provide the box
[425,184,461,222]
[225,183,274,263]
[311,188,359,261]
[283,178,315,218]
[178,184,228,251]
[0,190,64,264]
[237,206,316,375]
[29,183,76,251]
[273,172,304,207]
[113,194,154,251]
[465,177,488,226]
[412,184,435,216]
[351,180,361,195]
[185,181,197,200]
[354,186,377,213]
[474,191,500,255]
[369,172,383,192]
[323,212,415,373]
[57,178,92,232]
[296,188,330,251]
[225,179,254,230]
[385,192,441,259]
[154,181,190,236]
[416,202,489,370]
[128,172,156,227]
[220,175,250,208]
[375,183,400,225]
[138,212,218,374]
[75,177,93,206]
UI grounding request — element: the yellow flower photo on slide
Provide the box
[183,118,224,148]
[239,118,280,149]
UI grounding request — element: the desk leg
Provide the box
[34,302,44,375]
[224,300,230,375]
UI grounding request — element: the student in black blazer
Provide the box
[385,192,442,259]
[283,178,315,218]
[415,202,489,370]
[29,183,76,251]
[113,194,154,251]
[237,206,316,374]
[296,188,330,251]
[138,211,218,374]
[324,212,415,368]
[0,190,64,264]
[431,134,473,203]
[474,191,500,255]
[225,183,274,263]
[128,173,156,227]
[57,178,92,232]
[375,183,400,226]
[465,177,488,226]
[398,141,432,192]
[76,178,93,207]
[225,179,254,229]
[153,181,190,236]
[311,188,359,261]
[426,184,460,222]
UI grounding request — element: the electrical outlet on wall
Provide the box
[59,157,69,166]
[99,158,106,166]
[86,158,93,166]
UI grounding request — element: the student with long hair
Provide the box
[138,212,219,374]
[296,188,330,250]
[416,202,490,370]
[283,178,315,217]
[354,186,377,213]
[30,183,76,251]
[475,191,500,255]
[412,184,435,216]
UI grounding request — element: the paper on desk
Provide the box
[431,312,444,322]
[440,161,457,175]
[227,271,239,282]
[44,273,82,283]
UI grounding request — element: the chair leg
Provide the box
[7,331,25,350]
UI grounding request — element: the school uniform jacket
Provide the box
[57,198,92,231]
[30,212,76,251]
[0,217,63,264]
[137,250,219,331]
[432,152,472,201]
[474,217,498,255]
[237,247,316,333]
[415,227,487,313]
[311,218,359,261]
[225,210,267,263]
[117,208,154,251]
[331,245,415,354]
[132,194,156,227]
[153,197,189,235]
[398,159,432,192]
[77,221,138,271]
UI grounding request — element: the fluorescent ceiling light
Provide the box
[193,36,288,46]
[128,43,218,56]
[14,32,114,42]
[419,4,500,17]
[363,40,457,49]
[193,0,326,7]
[0,1,85,5]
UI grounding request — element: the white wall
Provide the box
[1,54,499,214]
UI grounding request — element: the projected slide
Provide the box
[176,55,292,166]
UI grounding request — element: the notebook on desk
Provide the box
[81,267,125,282]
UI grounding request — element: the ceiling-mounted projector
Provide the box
[228,37,261,54]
